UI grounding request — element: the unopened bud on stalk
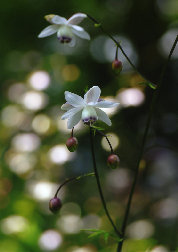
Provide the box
[107,154,120,169]
[66,137,78,152]
[112,59,122,74]
[49,197,62,214]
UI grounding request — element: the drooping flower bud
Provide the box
[66,137,78,152]
[49,197,62,214]
[107,154,120,169]
[112,59,122,74]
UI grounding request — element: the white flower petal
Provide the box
[95,108,112,126]
[71,25,90,40]
[84,86,101,105]
[67,13,87,25]
[95,100,119,108]
[61,103,74,111]
[38,25,58,38]
[65,91,85,107]
[51,15,67,25]
[61,107,82,120]
[67,110,82,129]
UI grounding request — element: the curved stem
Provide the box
[117,35,178,252]
[89,126,121,237]
[87,14,156,87]
[55,172,95,197]
[95,129,114,153]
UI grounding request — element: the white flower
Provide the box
[61,86,119,129]
[38,13,90,46]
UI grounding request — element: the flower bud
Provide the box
[49,197,62,214]
[66,137,78,152]
[112,59,122,74]
[107,154,120,169]
[44,14,55,23]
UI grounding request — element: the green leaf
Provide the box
[139,82,157,89]
[94,23,101,27]
[81,229,122,243]
[147,82,157,89]
[91,125,105,131]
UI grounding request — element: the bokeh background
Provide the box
[0,0,178,251]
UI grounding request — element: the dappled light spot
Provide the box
[101,132,119,151]
[82,214,101,230]
[126,219,154,239]
[12,133,40,152]
[8,153,36,176]
[0,215,28,234]
[39,230,62,251]
[48,145,75,164]
[28,71,50,90]
[21,91,48,111]
[107,168,130,191]
[158,29,178,58]
[151,198,178,219]
[150,245,169,252]
[57,214,82,234]
[62,64,80,82]
[117,88,145,107]
[27,181,58,201]
[60,202,81,216]
[8,83,26,102]
[1,105,25,128]
[32,114,51,134]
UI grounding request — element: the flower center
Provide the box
[57,26,73,44]
[58,36,72,43]
[82,107,98,125]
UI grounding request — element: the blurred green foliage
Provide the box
[0,0,178,251]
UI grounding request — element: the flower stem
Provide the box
[89,126,121,237]
[55,172,95,198]
[87,14,156,87]
[117,35,178,252]
[95,128,114,154]
[115,46,119,60]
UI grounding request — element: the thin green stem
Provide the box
[117,35,178,252]
[55,172,95,197]
[87,14,156,87]
[89,126,121,237]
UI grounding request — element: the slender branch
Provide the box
[87,14,156,87]
[117,35,178,252]
[89,126,121,237]
[55,172,95,197]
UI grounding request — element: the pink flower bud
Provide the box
[112,59,122,74]
[66,137,78,152]
[107,154,120,169]
[49,197,62,214]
